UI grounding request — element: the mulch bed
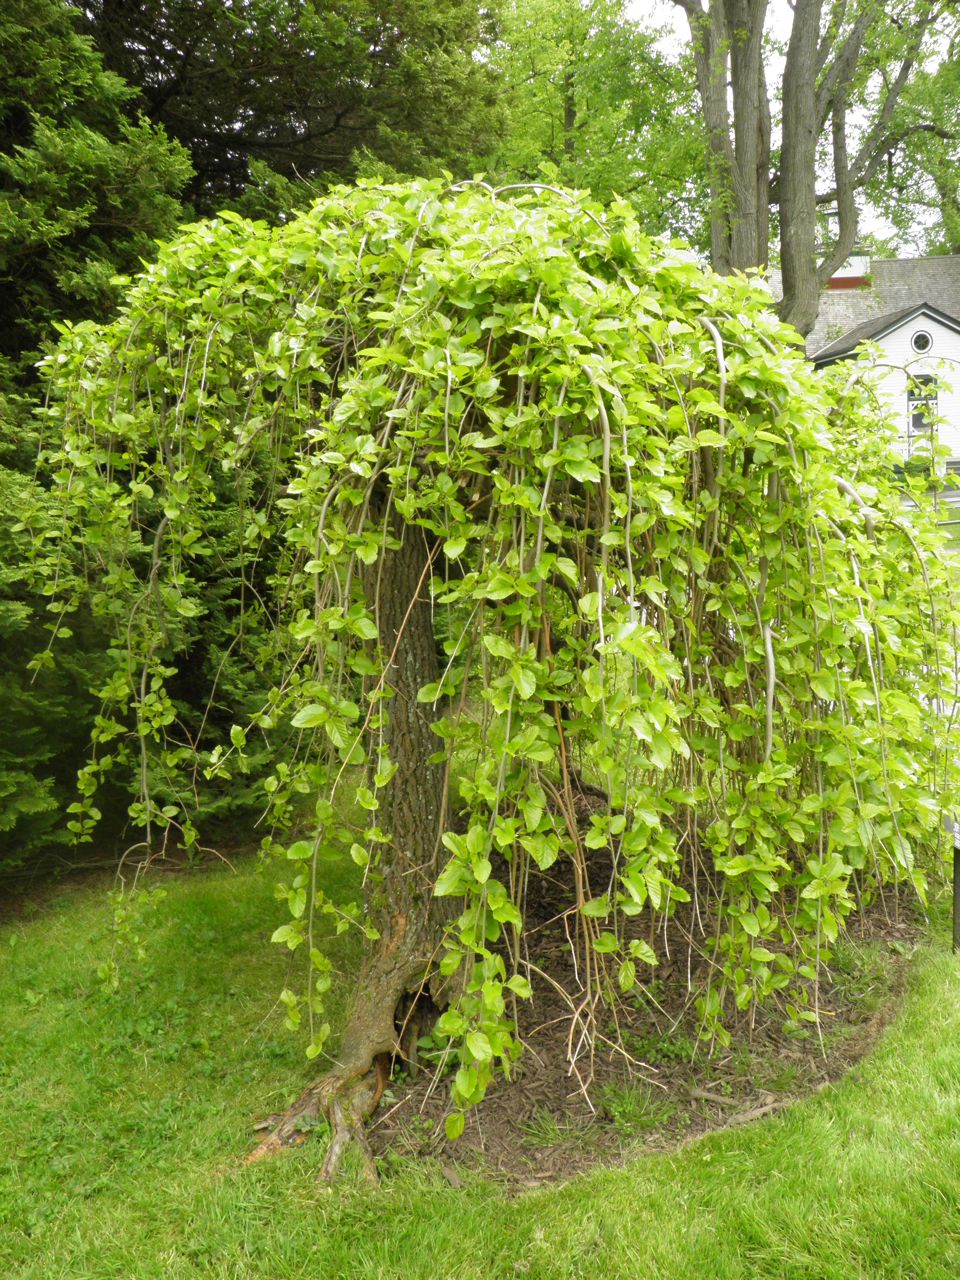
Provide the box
[367,898,921,1188]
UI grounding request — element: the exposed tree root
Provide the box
[245,948,440,1178]
[245,1047,393,1179]
[245,1053,388,1168]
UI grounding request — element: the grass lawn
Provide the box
[2,862,959,1279]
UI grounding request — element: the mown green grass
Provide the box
[2,864,959,1279]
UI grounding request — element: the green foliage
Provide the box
[623,1030,694,1067]
[0,433,112,871]
[867,45,960,255]
[37,180,959,1113]
[76,0,501,212]
[597,1080,674,1139]
[482,0,708,243]
[0,1,191,877]
[0,0,191,377]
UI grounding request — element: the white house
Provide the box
[811,301,960,468]
[765,252,960,473]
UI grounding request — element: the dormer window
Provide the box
[911,330,933,354]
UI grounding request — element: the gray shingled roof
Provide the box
[766,254,960,354]
[811,302,960,364]
[811,256,960,353]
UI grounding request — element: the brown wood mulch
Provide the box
[365,902,921,1189]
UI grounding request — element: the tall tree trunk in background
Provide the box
[778,0,824,336]
[674,0,940,337]
[727,0,770,270]
[563,67,576,161]
[934,170,960,255]
[679,0,769,275]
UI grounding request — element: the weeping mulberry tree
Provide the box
[38,181,958,1178]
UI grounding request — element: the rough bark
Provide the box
[678,0,770,274]
[778,0,824,336]
[726,0,770,271]
[675,0,941,336]
[247,512,449,1179]
[679,0,737,273]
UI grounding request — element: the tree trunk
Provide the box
[247,512,449,1179]
[679,0,937,338]
[778,0,823,336]
[726,0,770,271]
[682,1,736,274]
[563,68,576,161]
[680,0,769,275]
[934,169,960,255]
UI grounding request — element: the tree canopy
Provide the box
[75,0,501,212]
[482,0,708,244]
[867,39,960,255]
[0,0,191,380]
[673,0,955,332]
[36,180,958,1173]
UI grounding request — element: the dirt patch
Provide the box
[366,903,921,1188]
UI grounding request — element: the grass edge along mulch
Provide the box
[1,864,958,1279]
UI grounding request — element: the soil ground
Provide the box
[366,898,920,1188]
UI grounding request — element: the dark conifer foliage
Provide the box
[75,0,502,211]
[0,0,190,376]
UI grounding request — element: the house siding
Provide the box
[864,317,960,461]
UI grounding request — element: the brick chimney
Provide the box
[826,253,871,290]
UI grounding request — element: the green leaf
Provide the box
[466,1030,493,1061]
[434,858,472,897]
[628,939,658,966]
[505,974,532,998]
[474,376,500,399]
[355,786,378,811]
[349,843,369,867]
[696,428,726,447]
[483,634,515,660]
[511,664,536,700]
[436,1009,467,1037]
[271,923,303,950]
[593,931,619,954]
[445,1112,465,1141]
[564,457,602,483]
[291,704,327,729]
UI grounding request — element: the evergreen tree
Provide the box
[76,0,501,213]
[0,0,191,380]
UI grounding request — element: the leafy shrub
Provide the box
[36,180,960,1110]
